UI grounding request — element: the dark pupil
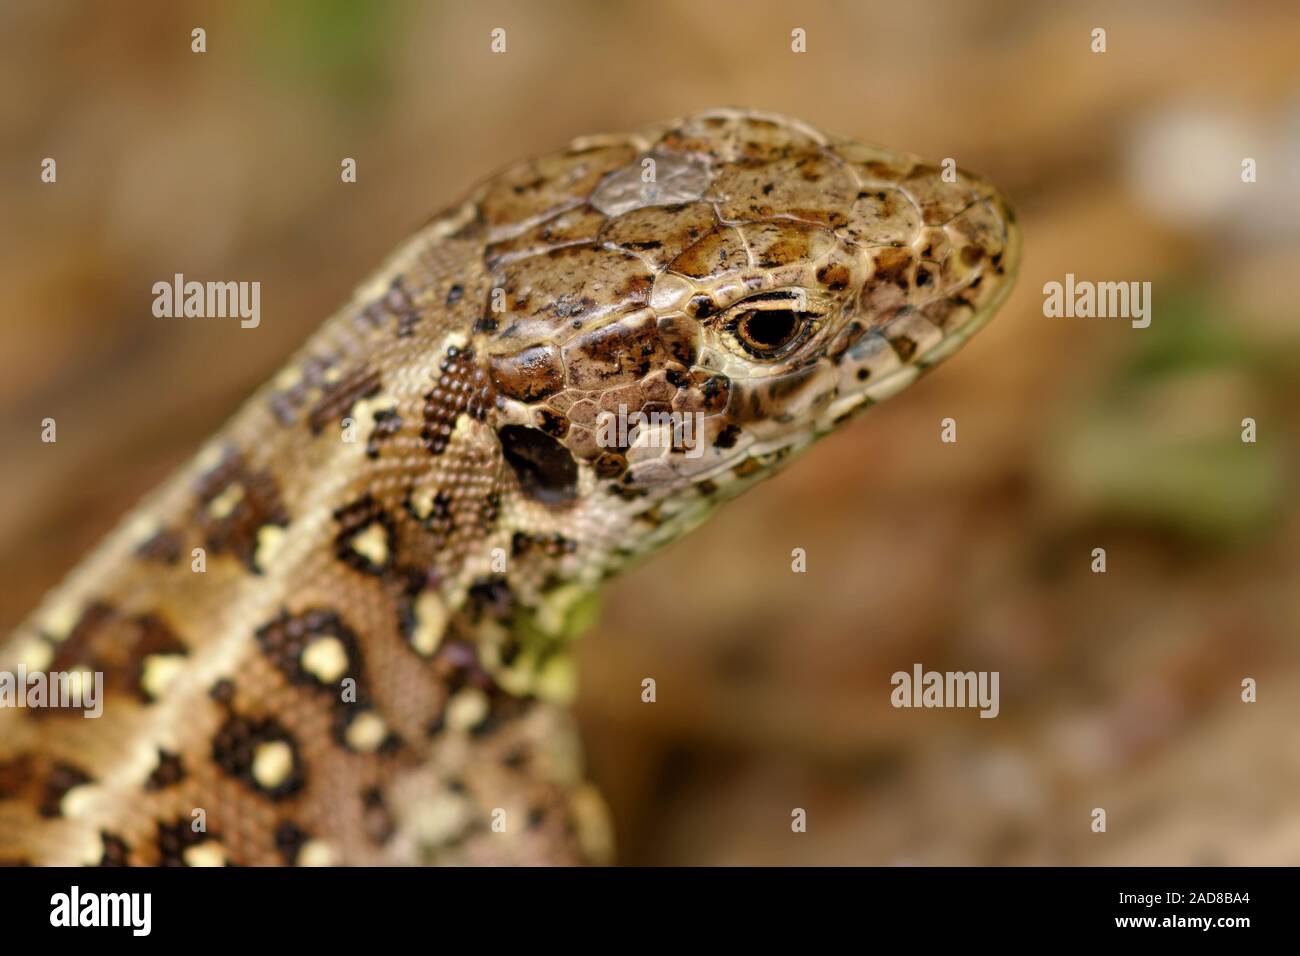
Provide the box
[740,309,799,351]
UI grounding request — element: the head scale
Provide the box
[457,108,1018,576]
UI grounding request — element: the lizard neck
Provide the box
[0,220,608,865]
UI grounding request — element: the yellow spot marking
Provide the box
[195,443,225,473]
[140,654,186,700]
[409,791,469,846]
[350,394,394,434]
[206,483,245,519]
[41,601,81,642]
[570,783,616,866]
[350,523,389,567]
[251,740,294,789]
[298,840,336,867]
[449,412,476,445]
[301,636,348,684]
[61,784,96,819]
[274,365,303,390]
[440,332,470,354]
[127,514,160,547]
[17,637,53,672]
[446,688,489,731]
[407,486,436,521]
[254,525,287,571]
[183,842,226,867]
[409,592,447,656]
[76,830,106,866]
[344,711,387,752]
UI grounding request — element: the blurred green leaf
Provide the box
[1051,280,1288,542]
[247,0,401,109]
[1058,405,1283,540]
[1117,283,1272,385]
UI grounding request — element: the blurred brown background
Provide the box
[2,1,1298,864]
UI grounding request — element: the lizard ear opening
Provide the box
[498,425,578,505]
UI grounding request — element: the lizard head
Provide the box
[465,108,1019,576]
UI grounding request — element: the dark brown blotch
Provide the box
[816,262,851,290]
[39,762,92,818]
[714,423,742,449]
[125,614,189,702]
[511,531,577,557]
[405,488,454,536]
[211,712,304,801]
[267,353,337,427]
[422,346,494,455]
[144,750,186,791]
[687,295,716,318]
[43,601,115,676]
[497,425,578,504]
[255,607,361,690]
[98,832,130,866]
[594,451,627,478]
[195,448,290,574]
[308,367,382,436]
[369,276,422,338]
[135,528,182,565]
[467,577,516,624]
[534,407,570,439]
[157,818,225,867]
[890,335,918,362]
[366,408,403,459]
[274,821,309,865]
[333,496,397,576]
[43,605,189,705]
[872,247,914,289]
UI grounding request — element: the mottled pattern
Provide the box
[0,109,1018,866]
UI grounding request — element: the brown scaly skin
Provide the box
[0,109,1018,866]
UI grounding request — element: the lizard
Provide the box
[0,108,1019,866]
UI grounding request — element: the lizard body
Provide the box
[0,109,1018,866]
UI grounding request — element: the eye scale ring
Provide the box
[720,290,822,360]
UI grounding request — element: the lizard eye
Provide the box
[736,309,801,353]
[724,292,821,360]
